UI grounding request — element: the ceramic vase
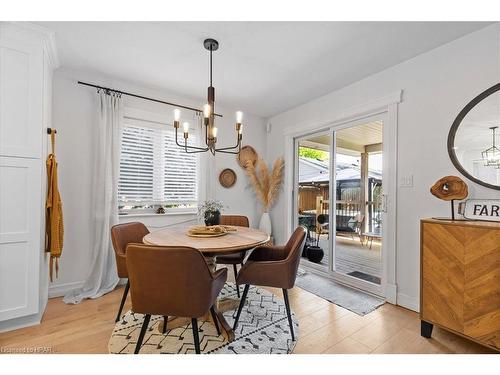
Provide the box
[259,212,272,235]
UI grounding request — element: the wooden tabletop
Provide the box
[143,225,270,255]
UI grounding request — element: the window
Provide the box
[118,116,199,214]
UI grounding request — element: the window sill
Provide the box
[118,211,197,218]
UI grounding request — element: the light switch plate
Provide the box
[400,174,413,188]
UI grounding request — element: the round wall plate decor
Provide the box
[237,145,258,169]
[219,168,237,188]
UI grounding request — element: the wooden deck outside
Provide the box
[302,235,382,284]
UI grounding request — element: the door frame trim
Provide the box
[283,90,402,303]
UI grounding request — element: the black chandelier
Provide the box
[481,126,500,168]
[172,38,243,155]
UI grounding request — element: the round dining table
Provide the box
[142,225,270,341]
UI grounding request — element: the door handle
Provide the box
[382,194,388,213]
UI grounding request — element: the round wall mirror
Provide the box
[448,83,500,190]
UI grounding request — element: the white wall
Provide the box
[49,68,266,297]
[266,24,500,312]
[50,24,500,310]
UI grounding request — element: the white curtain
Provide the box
[64,91,123,304]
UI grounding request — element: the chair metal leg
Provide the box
[210,306,221,335]
[282,289,295,341]
[233,284,250,330]
[162,316,168,334]
[191,318,201,354]
[134,314,151,354]
[115,280,130,323]
[233,264,240,298]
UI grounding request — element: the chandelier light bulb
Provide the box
[203,104,211,118]
[489,151,500,164]
[236,111,243,124]
[174,108,181,121]
[183,122,190,133]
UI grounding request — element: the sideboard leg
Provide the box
[420,320,434,338]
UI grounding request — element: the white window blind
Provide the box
[118,118,198,208]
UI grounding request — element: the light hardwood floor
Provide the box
[0,282,495,354]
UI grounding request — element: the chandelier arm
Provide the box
[214,144,240,152]
[174,127,209,151]
[181,143,211,151]
[183,145,211,151]
[214,136,241,151]
[184,139,209,153]
[214,149,241,155]
[184,147,209,154]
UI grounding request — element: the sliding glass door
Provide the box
[295,131,332,272]
[294,114,387,296]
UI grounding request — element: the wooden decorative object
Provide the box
[219,168,237,188]
[430,175,468,201]
[187,232,227,238]
[430,175,468,220]
[186,225,234,238]
[237,145,258,169]
[420,218,500,351]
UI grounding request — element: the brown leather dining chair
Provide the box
[126,244,227,354]
[110,222,150,323]
[215,215,249,298]
[232,226,306,341]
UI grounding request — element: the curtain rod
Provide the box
[77,81,223,118]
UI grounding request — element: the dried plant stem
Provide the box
[245,157,284,212]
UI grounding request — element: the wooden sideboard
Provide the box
[420,218,500,351]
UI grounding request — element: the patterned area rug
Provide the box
[108,283,298,354]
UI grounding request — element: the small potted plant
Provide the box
[198,200,224,226]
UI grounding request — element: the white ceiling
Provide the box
[301,121,382,154]
[38,21,491,117]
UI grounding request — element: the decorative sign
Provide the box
[458,199,500,222]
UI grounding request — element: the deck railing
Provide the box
[299,198,382,234]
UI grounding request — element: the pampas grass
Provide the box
[245,157,284,212]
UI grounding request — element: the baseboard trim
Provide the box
[385,283,397,304]
[48,280,85,298]
[0,312,42,333]
[48,278,127,299]
[397,292,419,312]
